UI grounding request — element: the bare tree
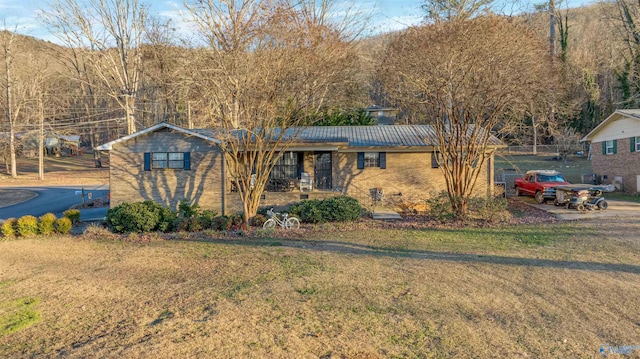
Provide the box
[41,0,147,135]
[0,31,54,178]
[421,0,493,22]
[553,125,581,165]
[185,0,365,224]
[1,30,17,177]
[381,16,558,216]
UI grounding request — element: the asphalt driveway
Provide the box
[0,185,109,223]
[516,197,640,220]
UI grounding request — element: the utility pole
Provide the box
[38,93,44,180]
[187,101,193,129]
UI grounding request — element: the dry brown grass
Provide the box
[1,218,640,358]
[0,154,109,187]
[0,189,37,208]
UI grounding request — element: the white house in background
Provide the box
[581,109,640,193]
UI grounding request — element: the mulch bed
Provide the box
[72,198,557,239]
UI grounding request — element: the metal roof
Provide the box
[97,123,504,150]
[195,125,503,147]
[291,126,436,146]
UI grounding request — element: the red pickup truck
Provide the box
[514,170,570,204]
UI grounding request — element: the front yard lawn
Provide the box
[1,216,640,358]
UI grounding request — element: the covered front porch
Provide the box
[228,149,337,194]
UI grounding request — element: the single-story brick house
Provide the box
[581,109,640,193]
[96,122,503,214]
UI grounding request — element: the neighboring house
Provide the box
[96,122,503,214]
[19,132,82,157]
[0,132,82,157]
[365,106,398,125]
[581,109,640,193]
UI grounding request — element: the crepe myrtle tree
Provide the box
[185,0,366,225]
[381,16,560,216]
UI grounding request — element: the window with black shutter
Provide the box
[143,152,190,170]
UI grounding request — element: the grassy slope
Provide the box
[494,153,592,184]
[0,154,109,186]
[1,219,639,358]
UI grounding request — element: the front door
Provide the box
[314,152,332,190]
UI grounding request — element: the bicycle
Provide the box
[262,208,300,229]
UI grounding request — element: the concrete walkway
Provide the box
[371,209,403,220]
[519,198,640,220]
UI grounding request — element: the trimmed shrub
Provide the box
[157,207,178,233]
[17,215,39,237]
[105,201,166,233]
[289,199,324,223]
[289,196,362,223]
[63,209,81,224]
[172,217,190,232]
[229,213,244,226]
[178,199,200,218]
[1,218,17,239]
[425,191,455,221]
[211,216,231,231]
[468,196,511,223]
[187,217,204,232]
[171,201,217,232]
[55,217,73,234]
[38,213,57,235]
[198,209,218,229]
[325,196,362,222]
[250,214,267,227]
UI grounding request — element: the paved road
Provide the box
[0,185,109,223]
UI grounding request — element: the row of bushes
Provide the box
[1,210,79,238]
[106,196,364,234]
[106,200,249,234]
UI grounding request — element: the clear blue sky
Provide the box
[0,0,594,43]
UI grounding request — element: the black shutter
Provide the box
[144,152,151,171]
[379,152,386,169]
[357,152,364,169]
[184,152,191,170]
[613,140,617,154]
[631,137,636,153]
[601,142,606,155]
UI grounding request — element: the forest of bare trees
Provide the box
[1,0,640,206]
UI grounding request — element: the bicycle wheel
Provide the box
[285,217,300,229]
[263,218,277,229]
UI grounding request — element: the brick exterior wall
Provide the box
[334,151,491,210]
[225,150,494,212]
[109,130,496,214]
[109,131,226,213]
[591,139,640,193]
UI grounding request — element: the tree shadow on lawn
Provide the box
[200,237,640,275]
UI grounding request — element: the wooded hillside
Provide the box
[0,0,638,166]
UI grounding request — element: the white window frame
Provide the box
[364,152,380,167]
[605,140,615,155]
[636,137,640,152]
[152,152,184,169]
